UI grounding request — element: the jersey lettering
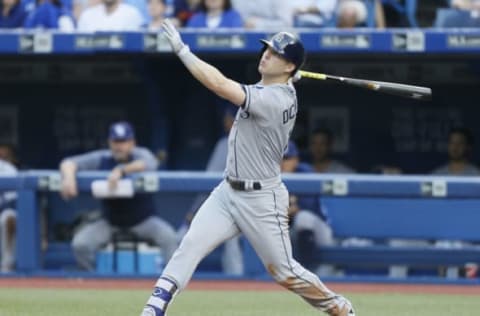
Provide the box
[282,104,296,124]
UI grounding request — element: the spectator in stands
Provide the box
[187,0,242,28]
[147,0,166,30]
[174,0,200,26]
[0,144,18,168]
[24,0,75,31]
[124,0,150,24]
[390,128,480,279]
[337,0,385,28]
[177,105,244,275]
[292,128,355,221]
[0,0,28,27]
[291,0,337,27]
[281,140,338,276]
[281,140,300,173]
[72,0,99,22]
[432,127,479,176]
[231,0,292,29]
[432,127,478,278]
[452,0,480,11]
[288,194,336,276]
[434,0,480,27]
[307,127,354,174]
[0,146,17,273]
[59,121,177,271]
[77,0,144,31]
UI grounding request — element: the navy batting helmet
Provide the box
[260,32,305,73]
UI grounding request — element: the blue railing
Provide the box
[1,29,480,55]
[5,171,480,273]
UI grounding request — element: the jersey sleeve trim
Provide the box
[241,85,250,112]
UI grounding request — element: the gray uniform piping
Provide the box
[272,190,320,292]
[233,128,239,177]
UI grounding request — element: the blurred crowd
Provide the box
[0,0,479,31]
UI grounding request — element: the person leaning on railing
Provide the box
[59,121,178,271]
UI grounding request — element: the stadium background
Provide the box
[1,1,480,315]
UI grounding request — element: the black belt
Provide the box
[226,177,262,191]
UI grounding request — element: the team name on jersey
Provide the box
[282,103,297,124]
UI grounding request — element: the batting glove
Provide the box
[162,19,187,54]
[292,71,302,83]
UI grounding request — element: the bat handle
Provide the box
[299,70,327,80]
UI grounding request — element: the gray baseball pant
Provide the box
[161,180,350,315]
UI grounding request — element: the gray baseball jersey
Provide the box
[152,80,353,315]
[225,82,297,180]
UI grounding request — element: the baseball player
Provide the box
[140,20,355,316]
[60,121,177,271]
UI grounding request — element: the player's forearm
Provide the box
[119,160,148,174]
[163,20,244,105]
[60,160,77,180]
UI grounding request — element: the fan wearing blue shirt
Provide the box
[24,0,74,30]
[0,0,28,28]
[187,0,242,28]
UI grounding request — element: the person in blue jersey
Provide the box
[187,0,242,28]
[24,0,75,30]
[59,121,177,271]
[174,0,199,26]
[0,0,28,28]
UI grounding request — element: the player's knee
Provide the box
[71,235,93,254]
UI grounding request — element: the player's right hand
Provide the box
[161,19,186,54]
[60,178,78,200]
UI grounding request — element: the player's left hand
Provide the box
[108,167,123,190]
[162,19,186,54]
[292,71,302,83]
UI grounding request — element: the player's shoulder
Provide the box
[0,159,17,174]
[132,146,155,156]
[266,82,296,93]
[247,82,296,100]
[90,149,113,158]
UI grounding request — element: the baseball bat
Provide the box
[299,70,432,101]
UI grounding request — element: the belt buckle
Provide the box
[227,177,244,191]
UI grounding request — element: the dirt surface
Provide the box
[0,278,479,295]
